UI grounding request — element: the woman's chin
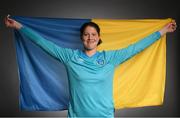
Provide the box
[84,46,96,51]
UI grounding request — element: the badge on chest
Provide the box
[96,58,105,65]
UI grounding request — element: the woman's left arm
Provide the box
[108,20,177,66]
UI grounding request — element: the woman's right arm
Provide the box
[5,15,73,64]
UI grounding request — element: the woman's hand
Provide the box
[159,20,177,36]
[4,15,22,30]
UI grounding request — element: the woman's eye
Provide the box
[84,33,88,36]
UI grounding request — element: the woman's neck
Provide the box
[84,48,97,57]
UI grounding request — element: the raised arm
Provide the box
[5,15,73,64]
[107,20,177,66]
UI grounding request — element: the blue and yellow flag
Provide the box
[13,16,171,111]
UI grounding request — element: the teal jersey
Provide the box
[19,26,161,117]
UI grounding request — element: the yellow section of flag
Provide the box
[92,18,171,109]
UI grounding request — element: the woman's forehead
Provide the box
[84,26,98,33]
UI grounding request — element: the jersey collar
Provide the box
[80,50,100,59]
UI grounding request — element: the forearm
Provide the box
[120,31,161,62]
[14,22,22,30]
[132,31,161,53]
[159,28,167,36]
[19,26,47,45]
[19,26,61,59]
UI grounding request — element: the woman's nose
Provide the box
[88,35,93,39]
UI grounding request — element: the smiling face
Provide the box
[82,26,100,50]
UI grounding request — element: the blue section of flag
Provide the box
[13,16,90,111]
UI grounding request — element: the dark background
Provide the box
[0,0,179,117]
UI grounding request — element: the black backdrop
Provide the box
[0,0,179,117]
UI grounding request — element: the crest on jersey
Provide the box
[96,59,105,65]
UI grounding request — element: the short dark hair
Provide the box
[80,22,102,45]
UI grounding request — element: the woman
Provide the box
[5,15,176,117]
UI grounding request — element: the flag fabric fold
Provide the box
[13,16,171,111]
